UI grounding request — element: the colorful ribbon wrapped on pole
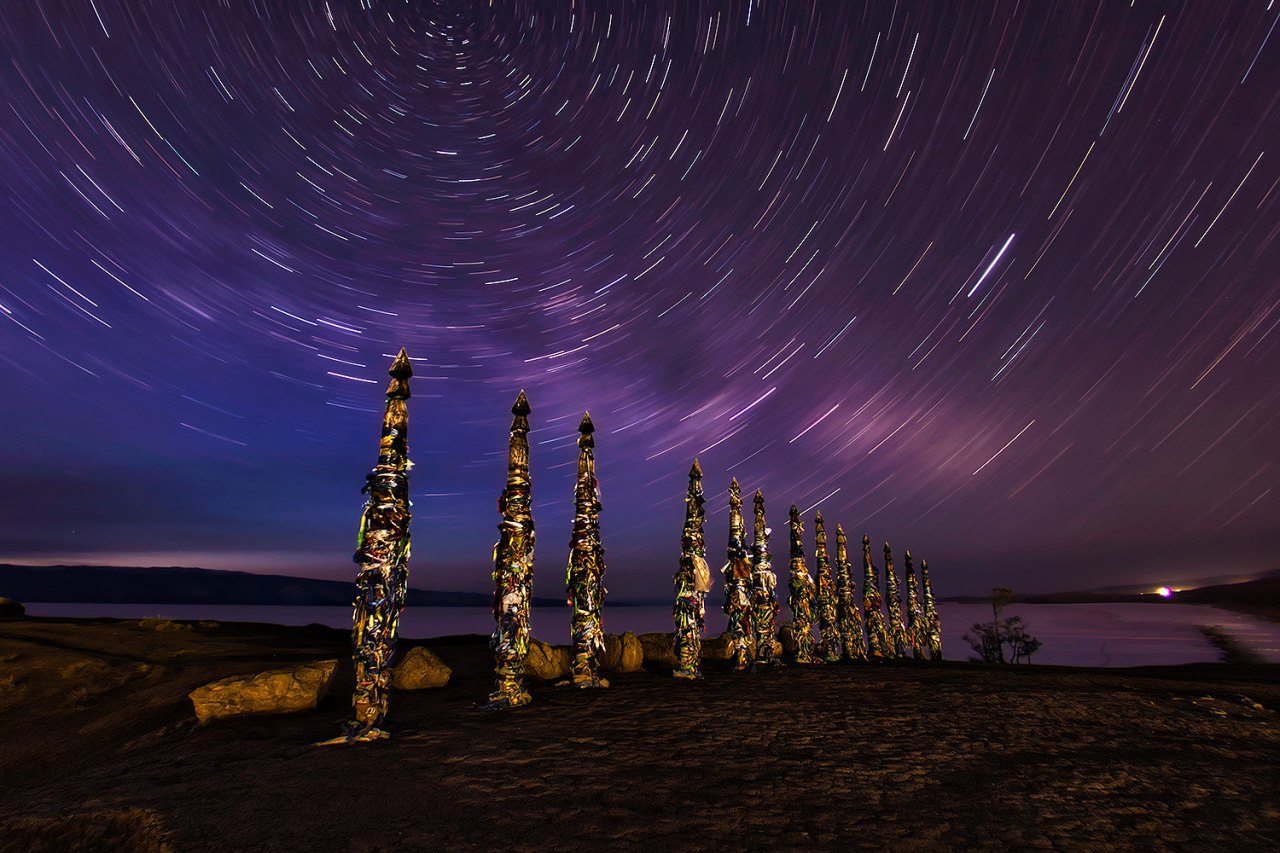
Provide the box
[722,478,753,672]
[862,534,890,659]
[904,549,925,660]
[814,513,841,663]
[835,525,866,662]
[484,391,535,710]
[922,558,943,661]
[673,459,710,679]
[786,505,817,664]
[565,412,608,688]
[320,349,413,745]
[884,542,907,658]
[750,489,780,666]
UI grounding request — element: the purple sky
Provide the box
[1,1,1277,598]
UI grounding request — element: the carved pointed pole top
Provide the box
[752,488,766,543]
[727,477,744,536]
[690,458,702,479]
[863,533,871,547]
[789,503,800,523]
[512,389,530,416]
[578,411,595,448]
[884,542,893,560]
[386,348,412,399]
[814,510,825,526]
[836,524,847,545]
[905,548,912,561]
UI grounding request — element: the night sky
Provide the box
[2,1,1277,599]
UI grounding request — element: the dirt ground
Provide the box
[2,616,1278,852]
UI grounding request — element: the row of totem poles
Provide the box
[672,464,943,680]
[324,351,942,744]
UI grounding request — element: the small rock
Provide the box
[391,646,452,690]
[189,659,337,724]
[525,638,572,681]
[0,597,25,617]
[638,632,679,669]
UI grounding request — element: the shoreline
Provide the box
[14,598,1280,669]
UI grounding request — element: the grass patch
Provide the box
[134,617,193,632]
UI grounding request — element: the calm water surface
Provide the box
[24,602,1280,667]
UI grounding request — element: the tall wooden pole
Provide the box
[322,348,413,744]
[565,412,607,688]
[786,505,817,664]
[904,549,925,660]
[673,459,710,679]
[484,391,535,710]
[921,558,943,661]
[814,513,841,663]
[862,534,890,659]
[750,489,779,666]
[884,542,907,658]
[835,525,866,662]
[722,478,753,672]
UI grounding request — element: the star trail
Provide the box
[1,1,1277,597]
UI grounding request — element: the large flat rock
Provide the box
[188,659,337,724]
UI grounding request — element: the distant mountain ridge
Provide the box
[0,564,563,608]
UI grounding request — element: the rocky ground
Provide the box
[2,616,1279,851]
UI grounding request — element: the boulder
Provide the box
[0,597,24,617]
[600,632,644,673]
[778,623,797,658]
[638,632,679,669]
[700,631,733,661]
[189,659,337,724]
[391,646,452,690]
[617,631,644,672]
[524,639,572,681]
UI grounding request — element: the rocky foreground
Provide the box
[1,617,1278,852]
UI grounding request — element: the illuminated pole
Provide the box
[673,459,710,679]
[921,558,943,661]
[884,543,907,658]
[834,525,866,662]
[484,391,535,710]
[786,505,817,664]
[722,478,753,672]
[323,349,413,744]
[904,549,925,660]
[750,489,780,666]
[862,534,890,659]
[813,512,842,663]
[565,412,607,688]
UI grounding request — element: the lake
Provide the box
[22,601,1280,667]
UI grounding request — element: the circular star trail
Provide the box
[1,1,1277,596]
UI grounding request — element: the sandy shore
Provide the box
[2,616,1279,851]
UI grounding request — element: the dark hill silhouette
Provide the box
[0,564,562,607]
